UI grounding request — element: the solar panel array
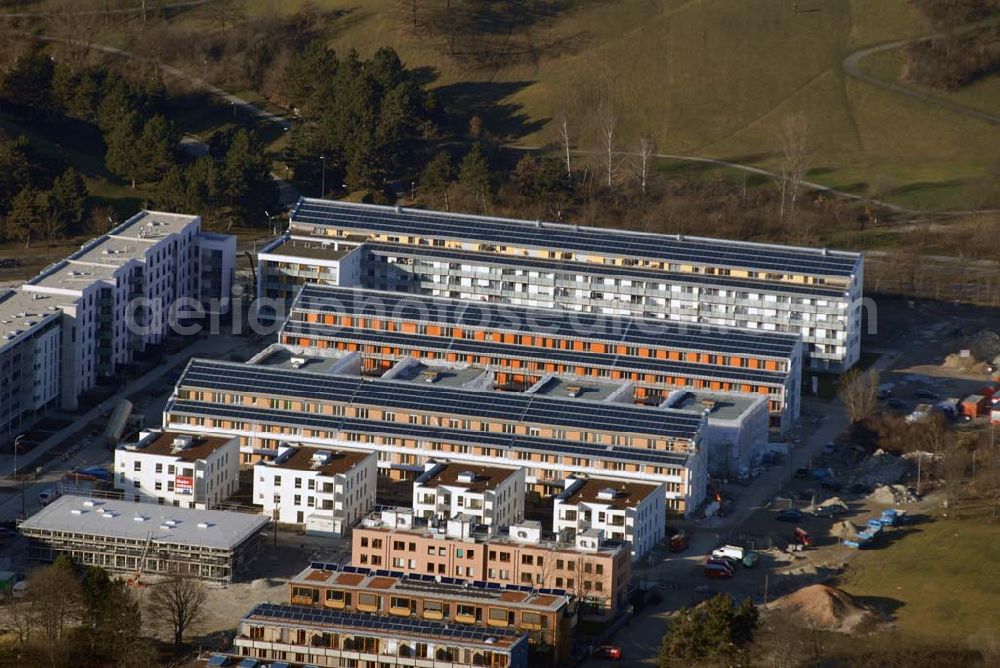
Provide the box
[166,399,693,467]
[280,322,789,387]
[291,198,860,277]
[365,242,851,298]
[178,359,704,439]
[248,603,524,645]
[290,283,801,359]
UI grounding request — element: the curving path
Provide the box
[842,23,1000,126]
[0,0,215,19]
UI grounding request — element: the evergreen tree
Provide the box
[5,187,42,247]
[0,136,35,215]
[137,115,178,181]
[658,594,759,666]
[459,143,492,212]
[1,45,55,119]
[104,111,143,188]
[221,130,277,224]
[420,151,455,210]
[49,167,89,234]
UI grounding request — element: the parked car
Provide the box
[822,442,836,455]
[821,479,843,491]
[669,530,689,553]
[38,488,58,506]
[809,505,842,519]
[775,508,804,522]
[712,545,747,562]
[703,563,734,579]
[792,527,814,546]
[915,389,939,399]
[885,397,908,411]
[593,645,622,660]
[794,467,810,479]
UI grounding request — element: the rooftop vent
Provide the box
[159,524,172,530]
[457,471,478,484]
[197,522,211,529]
[289,357,307,369]
[83,499,100,507]
[133,515,148,522]
[597,488,619,501]
[565,385,583,398]
[71,509,85,515]
[422,370,441,384]
[701,399,717,412]
[310,451,332,469]
[171,435,194,452]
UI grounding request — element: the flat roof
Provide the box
[0,289,61,346]
[107,210,199,241]
[27,260,120,292]
[252,346,346,374]
[557,479,660,510]
[389,361,489,389]
[290,198,861,277]
[182,358,704,440]
[664,389,765,421]
[291,566,568,611]
[288,283,802,359]
[531,376,622,401]
[245,603,524,649]
[19,495,268,550]
[416,463,520,493]
[124,431,234,462]
[261,236,360,261]
[261,446,371,476]
[165,399,693,468]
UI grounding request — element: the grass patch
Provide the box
[837,518,1000,640]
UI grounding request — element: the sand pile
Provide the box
[831,520,859,540]
[868,484,917,505]
[768,584,878,633]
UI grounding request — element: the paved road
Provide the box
[842,25,1000,127]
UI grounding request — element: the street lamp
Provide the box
[320,155,327,198]
[265,210,275,236]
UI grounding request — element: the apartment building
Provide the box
[280,284,802,429]
[20,211,234,409]
[20,495,267,583]
[552,478,665,559]
[253,445,377,536]
[114,430,239,509]
[0,290,62,446]
[164,351,708,514]
[412,462,525,528]
[351,510,631,618]
[233,602,529,668]
[263,198,863,371]
[288,563,573,664]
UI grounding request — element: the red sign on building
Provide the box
[175,476,194,494]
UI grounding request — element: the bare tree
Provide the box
[637,133,657,196]
[596,99,618,188]
[147,576,207,646]
[942,441,968,514]
[40,208,66,251]
[27,561,83,665]
[778,112,809,236]
[558,114,572,177]
[837,368,880,423]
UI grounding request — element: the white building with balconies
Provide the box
[412,462,525,529]
[552,477,665,559]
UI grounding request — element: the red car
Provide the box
[704,563,733,579]
[593,645,622,660]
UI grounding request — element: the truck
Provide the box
[711,545,760,568]
[879,508,907,526]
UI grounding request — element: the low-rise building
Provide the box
[552,478,665,559]
[233,602,529,668]
[352,510,631,618]
[412,462,525,528]
[114,430,239,509]
[253,445,377,536]
[19,495,267,583]
[288,563,574,664]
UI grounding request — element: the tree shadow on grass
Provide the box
[435,80,547,141]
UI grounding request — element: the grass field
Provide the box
[837,518,1000,641]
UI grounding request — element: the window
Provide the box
[133,462,141,471]
[155,463,162,473]
[358,593,379,608]
[488,608,509,624]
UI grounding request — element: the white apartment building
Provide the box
[0,290,62,446]
[254,445,377,536]
[412,462,526,528]
[114,430,239,508]
[267,199,864,372]
[552,478,665,559]
[22,211,235,409]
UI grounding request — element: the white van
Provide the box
[711,545,745,561]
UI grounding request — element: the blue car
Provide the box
[775,508,803,522]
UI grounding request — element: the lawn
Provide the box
[836,518,1000,640]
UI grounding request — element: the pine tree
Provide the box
[459,143,492,212]
[49,168,89,234]
[420,151,454,210]
[5,187,42,247]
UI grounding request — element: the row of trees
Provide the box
[5,555,209,667]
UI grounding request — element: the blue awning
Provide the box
[237,660,258,668]
[206,656,228,667]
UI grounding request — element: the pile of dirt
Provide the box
[767,584,878,633]
[831,520,859,540]
[819,497,849,511]
[868,484,917,505]
[850,449,909,489]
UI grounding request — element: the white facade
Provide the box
[552,478,666,559]
[114,431,239,509]
[0,290,62,445]
[411,462,526,528]
[22,211,235,409]
[253,445,377,536]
